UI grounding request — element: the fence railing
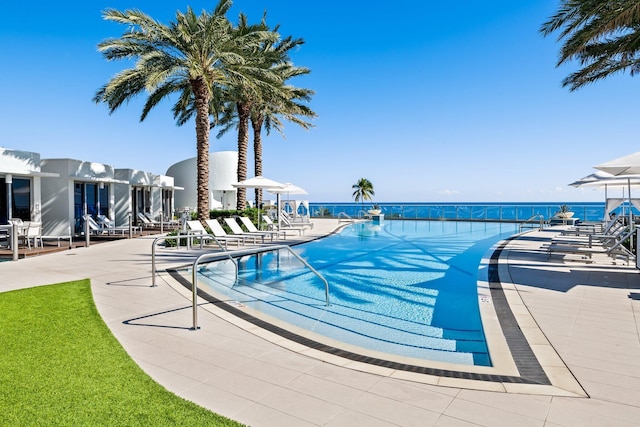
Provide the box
[310,203,618,223]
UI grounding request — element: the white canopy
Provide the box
[595,151,640,176]
[267,183,308,195]
[232,175,286,189]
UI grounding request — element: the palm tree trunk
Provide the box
[191,76,210,222]
[251,115,264,209]
[236,101,251,210]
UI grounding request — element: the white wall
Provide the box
[166,151,238,213]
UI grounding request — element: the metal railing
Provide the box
[151,232,226,287]
[337,212,354,222]
[190,244,330,330]
[519,214,546,232]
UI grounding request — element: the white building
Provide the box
[0,148,58,225]
[166,150,238,213]
[113,168,180,226]
[40,158,123,236]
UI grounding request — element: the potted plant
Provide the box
[555,204,574,218]
[368,204,382,215]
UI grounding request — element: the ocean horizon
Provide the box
[304,201,632,223]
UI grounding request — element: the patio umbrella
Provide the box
[569,171,640,219]
[267,183,309,225]
[595,151,640,176]
[595,152,640,234]
[232,176,285,229]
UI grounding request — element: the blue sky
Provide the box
[1,1,638,203]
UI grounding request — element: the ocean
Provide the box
[306,202,633,223]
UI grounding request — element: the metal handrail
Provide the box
[337,212,354,222]
[191,244,330,330]
[519,214,545,232]
[151,232,226,287]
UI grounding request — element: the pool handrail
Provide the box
[151,232,227,287]
[191,244,330,330]
[519,214,546,232]
[337,212,354,222]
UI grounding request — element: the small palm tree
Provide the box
[352,178,375,208]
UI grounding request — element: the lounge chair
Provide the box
[144,212,180,230]
[552,216,627,248]
[261,215,305,235]
[238,216,287,241]
[222,218,265,243]
[137,212,160,228]
[85,216,106,235]
[184,220,230,250]
[97,215,139,235]
[281,210,314,228]
[204,219,248,247]
[547,226,634,263]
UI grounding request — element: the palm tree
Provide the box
[216,16,314,210]
[93,1,275,221]
[352,178,375,208]
[250,60,316,209]
[223,13,283,210]
[540,0,640,91]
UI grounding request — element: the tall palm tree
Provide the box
[216,27,316,209]
[223,13,283,210]
[352,178,375,208]
[94,1,275,221]
[541,0,640,90]
[250,60,316,208]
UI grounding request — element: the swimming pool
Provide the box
[196,220,520,366]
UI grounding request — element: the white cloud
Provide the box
[439,189,460,196]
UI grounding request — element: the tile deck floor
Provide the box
[1,218,639,426]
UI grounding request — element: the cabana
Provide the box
[0,148,59,225]
[40,158,126,236]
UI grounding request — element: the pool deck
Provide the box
[1,218,640,426]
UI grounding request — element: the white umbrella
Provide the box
[594,152,640,248]
[232,176,286,229]
[267,183,308,196]
[267,183,309,224]
[595,151,640,176]
[570,171,640,219]
[232,175,286,190]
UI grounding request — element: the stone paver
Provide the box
[1,220,639,426]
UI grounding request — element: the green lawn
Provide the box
[0,279,243,426]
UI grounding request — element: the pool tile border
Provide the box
[165,233,585,395]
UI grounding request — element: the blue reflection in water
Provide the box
[198,220,519,366]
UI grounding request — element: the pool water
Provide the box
[197,220,519,366]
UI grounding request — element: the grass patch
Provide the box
[0,279,243,426]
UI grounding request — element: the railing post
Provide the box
[191,260,199,330]
[11,223,18,261]
[84,215,90,248]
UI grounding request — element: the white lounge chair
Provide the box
[97,215,138,235]
[137,212,160,228]
[204,219,248,247]
[261,215,305,236]
[281,209,313,227]
[85,216,105,235]
[223,218,265,243]
[238,216,287,241]
[143,212,180,230]
[547,226,634,263]
[184,220,229,249]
